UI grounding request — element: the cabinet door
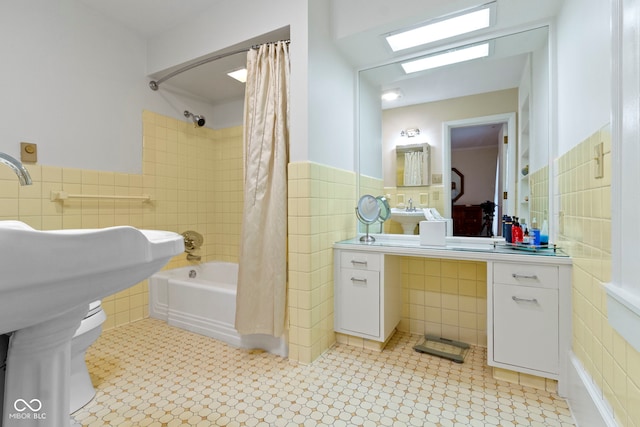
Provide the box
[338,268,380,337]
[493,283,559,374]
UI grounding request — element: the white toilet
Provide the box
[70,300,106,414]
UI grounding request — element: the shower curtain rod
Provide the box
[149,39,290,91]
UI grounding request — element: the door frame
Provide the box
[442,112,517,226]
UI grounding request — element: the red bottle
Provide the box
[512,218,523,243]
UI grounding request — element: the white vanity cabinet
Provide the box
[488,261,571,379]
[334,250,401,342]
[333,236,571,393]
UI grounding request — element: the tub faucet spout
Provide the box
[0,152,32,185]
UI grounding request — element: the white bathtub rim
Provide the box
[149,262,288,358]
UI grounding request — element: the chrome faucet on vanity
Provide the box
[0,152,32,185]
[406,198,417,212]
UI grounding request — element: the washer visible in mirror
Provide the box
[451,168,464,202]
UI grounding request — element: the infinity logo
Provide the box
[14,399,42,412]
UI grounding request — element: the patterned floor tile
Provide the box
[72,319,576,426]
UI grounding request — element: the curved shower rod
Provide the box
[149,40,290,91]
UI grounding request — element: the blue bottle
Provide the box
[540,220,549,246]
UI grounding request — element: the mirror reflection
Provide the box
[396,142,431,186]
[358,27,550,236]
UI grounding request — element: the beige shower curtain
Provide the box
[235,41,290,337]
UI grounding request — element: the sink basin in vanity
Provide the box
[0,221,184,427]
[389,208,425,234]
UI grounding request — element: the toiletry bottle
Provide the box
[523,228,530,244]
[512,217,523,243]
[530,217,540,247]
[540,219,549,246]
[502,215,512,243]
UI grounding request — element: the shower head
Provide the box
[184,110,206,127]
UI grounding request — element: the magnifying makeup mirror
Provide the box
[376,195,391,233]
[355,194,381,242]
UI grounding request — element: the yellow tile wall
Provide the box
[0,111,243,331]
[557,124,640,427]
[383,186,445,234]
[529,165,549,229]
[287,161,356,363]
[398,257,487,346]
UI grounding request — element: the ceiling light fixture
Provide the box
[385,4,494,52]
[227,68,248,83]
[401,43,489,74]
[381,89,403,101]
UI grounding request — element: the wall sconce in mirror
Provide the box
[400,128,420,137]
[396,143,431,187]
[451,167,464,202]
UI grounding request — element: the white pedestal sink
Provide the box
[0,221,184,427]
[390,208,426,234]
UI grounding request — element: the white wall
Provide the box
[556,0,611,155]
[306,0,356,171]
[531,40,550,171]
[452,146,499,205]
[145,0,311,164]
[359,76,383,180]
[0,0,148,173]
[0,0,313,173]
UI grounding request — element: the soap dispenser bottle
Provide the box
[540,219,549,246]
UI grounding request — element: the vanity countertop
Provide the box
[334,234,571,265]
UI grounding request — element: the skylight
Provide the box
[227,68,247,83]
[401,43,489,74]
[385,5,493,52]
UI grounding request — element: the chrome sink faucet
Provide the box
[0,152,32,185]
[406,198,416,212]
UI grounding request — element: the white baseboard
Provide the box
[566,352,617,427]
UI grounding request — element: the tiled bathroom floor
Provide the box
[72,319,576,427]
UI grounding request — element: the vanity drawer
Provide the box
[493,262,558,289]
[340,251,381,271]
[493,283,559,374]
[338,268,380,337]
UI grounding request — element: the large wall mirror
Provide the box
[357,26,551,236]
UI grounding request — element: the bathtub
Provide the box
[149,262,288,357]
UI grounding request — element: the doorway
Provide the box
[443,113,516,237]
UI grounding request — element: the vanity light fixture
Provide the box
[401,43,489,74]
[381,89,403,101]
[400,128,420,138]
[227,68,247,83]
[385,3,494,52]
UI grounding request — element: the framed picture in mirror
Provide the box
[451,168,464,202]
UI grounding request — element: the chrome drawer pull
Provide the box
[350,277,368,284]
[512,296,539,304]
[350,260,368,266]
[512,273,538,280]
